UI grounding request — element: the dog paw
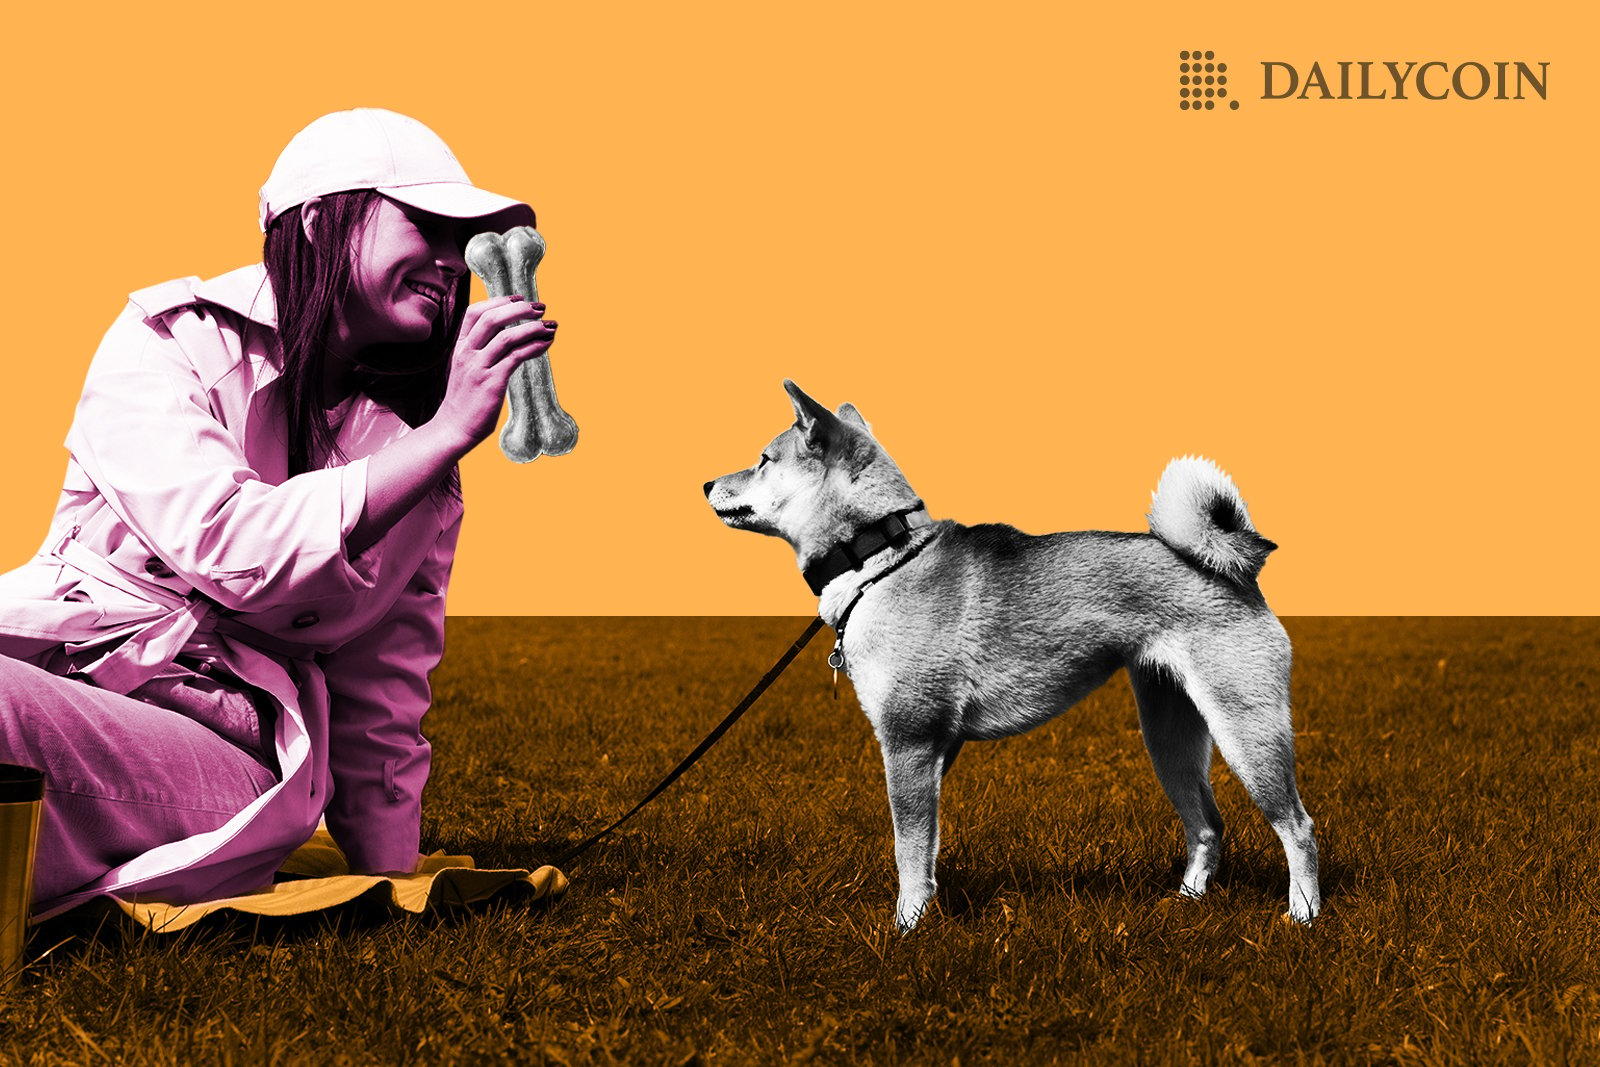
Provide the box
[1284,888,1321,926]
[895,897,934,935]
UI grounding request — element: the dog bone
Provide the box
[464,228,579,463]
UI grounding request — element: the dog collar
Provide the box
[802,503,932,597]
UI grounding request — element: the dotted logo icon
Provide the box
[1179,50,1238,111]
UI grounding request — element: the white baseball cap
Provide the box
[257,108,535,233]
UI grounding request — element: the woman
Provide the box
[0,108,555,918]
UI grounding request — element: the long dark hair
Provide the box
[262,189,466,500]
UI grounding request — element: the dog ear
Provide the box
[785,382,875,469]
[836,403,871,433]
[784,380,831,426]
[785,380,841,451]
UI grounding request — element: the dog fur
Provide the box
[704,381,1320,932]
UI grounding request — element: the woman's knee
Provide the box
[0,655,55,758]
[0,657,120,770]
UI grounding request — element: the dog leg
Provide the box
[1129,666,1225,898]
[1160,634,1321,924]
[879,739,949,934]
[1208,712,1320,923]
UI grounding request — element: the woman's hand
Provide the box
[348,295,559,556]
[432,295,559,453]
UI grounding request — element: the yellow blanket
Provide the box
[79,829,568,932]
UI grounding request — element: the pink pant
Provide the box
[0,654,277,905]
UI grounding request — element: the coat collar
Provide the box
[192,264,277,329]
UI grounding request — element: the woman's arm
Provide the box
[68,304,378,609]
[347,294,554,556]
[319,514,460,873]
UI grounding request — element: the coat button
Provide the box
[292,613,320,628]
[144,556,177,579]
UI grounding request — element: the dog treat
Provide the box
[464,228,579,463]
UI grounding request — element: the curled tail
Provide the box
[1147,456,1277,584]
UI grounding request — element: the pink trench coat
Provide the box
[0,264,462,920]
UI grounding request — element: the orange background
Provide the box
[0,2,1593,615]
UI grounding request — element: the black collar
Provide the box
[801,503,932,596]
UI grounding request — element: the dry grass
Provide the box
[3,616,1597,1064]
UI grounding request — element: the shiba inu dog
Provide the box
[704,381,1320,933]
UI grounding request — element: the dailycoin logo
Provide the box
[1178,50,1239,111]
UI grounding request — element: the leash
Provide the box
[554,616,827,867]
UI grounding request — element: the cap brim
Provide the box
[377,181,536,232]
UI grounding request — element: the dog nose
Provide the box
[702,480,715,497]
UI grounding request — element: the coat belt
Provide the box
[49,533,314,695]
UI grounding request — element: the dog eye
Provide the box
[757,453,772,469]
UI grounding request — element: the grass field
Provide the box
[3,616,1597,1064]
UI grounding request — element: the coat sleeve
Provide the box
[63,301,378,611]
[317,512,460,874]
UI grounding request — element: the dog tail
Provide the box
[1147,456,1276,584]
